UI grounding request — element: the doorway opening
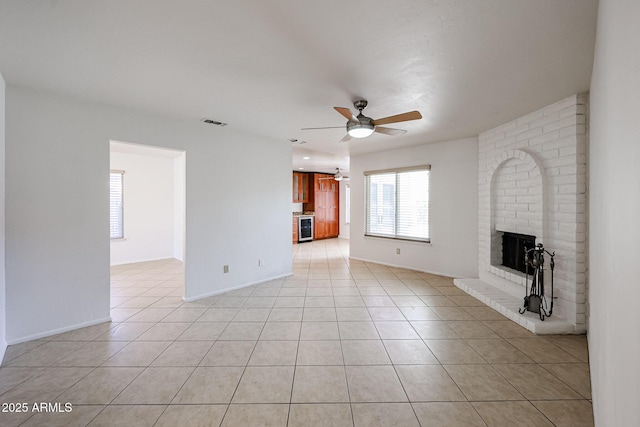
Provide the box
[109,140,186,321]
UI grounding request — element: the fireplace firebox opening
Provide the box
[501,232,536,274]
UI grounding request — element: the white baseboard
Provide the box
[110,256,179,267]
[183,272,293,302]
[7,316,113,345]
[348,256,457,279]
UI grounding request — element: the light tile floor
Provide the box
[0,238,593,426]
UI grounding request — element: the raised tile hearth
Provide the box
[454,278,574,334]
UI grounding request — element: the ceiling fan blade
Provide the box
[374,126,407,136]
[334,107,359,123]
[301,126,346,130]
[373,110,422,125]
[339,134,352,142]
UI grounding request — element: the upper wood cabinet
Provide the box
[292,172,309,203]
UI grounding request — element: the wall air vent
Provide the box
[201,119,228,127]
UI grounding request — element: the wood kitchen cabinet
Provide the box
[292,172,309,203]
[304,173,339,239]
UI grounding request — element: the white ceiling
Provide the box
[0,1,598,175]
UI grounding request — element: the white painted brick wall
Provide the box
[478,93,589,333]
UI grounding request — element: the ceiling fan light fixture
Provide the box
[347,122,375,138]
[304,100,421,142]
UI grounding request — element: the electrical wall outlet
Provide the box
[223,265,229,273]
[258,259,263,266]
[396,248,401,254]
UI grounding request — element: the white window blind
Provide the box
[110,170,124,239]
[365,165,430,242]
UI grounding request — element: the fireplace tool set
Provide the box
[519,243,555,321]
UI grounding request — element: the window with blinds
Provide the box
[110,170,124,239]
[364,165,430,242]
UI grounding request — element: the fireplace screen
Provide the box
[502,232,536,274]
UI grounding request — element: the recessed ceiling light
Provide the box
[303,156,310,160]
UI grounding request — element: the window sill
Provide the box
[364,234,431,245]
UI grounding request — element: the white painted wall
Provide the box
[173,154,185,261]
[350,137,478,278]
[0,72,6,361]
[110,149,177,265]
[339,180,350,239]
[589,0,640,425]
[5,86,292,343]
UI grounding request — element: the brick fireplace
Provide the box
[455,93,588,334]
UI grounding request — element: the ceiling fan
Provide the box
[333,168,349,181]
[319,168,350,181]
[302,100,422,142]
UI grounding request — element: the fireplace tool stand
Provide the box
[519,243,555,321]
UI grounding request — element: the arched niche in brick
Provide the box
[487,149,547,269]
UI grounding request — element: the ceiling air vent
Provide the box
[201,119,228,127]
